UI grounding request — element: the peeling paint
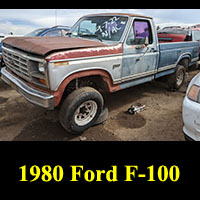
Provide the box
[2,36,106,56]
[46,43,123,61]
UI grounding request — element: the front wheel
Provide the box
[59,87,104,134]
[167,65,186,90]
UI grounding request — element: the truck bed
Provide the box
[157,41,199,74]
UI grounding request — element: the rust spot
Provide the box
[3,36,106,56]
[46,44,123,61]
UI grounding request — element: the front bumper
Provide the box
[1,67,54,110]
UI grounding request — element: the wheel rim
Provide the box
[74,100,98,126]
[177,70,184,86]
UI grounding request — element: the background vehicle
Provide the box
[158,27,200,43]
[25,25,71,37]
[191,24,200,29]
[158,27,190,43]
[0,33,5,42]
[183,72,200,141]
[1,13,199,134]
[0,33,5,65]
[0,25,71,70]
[0,42,2,64]
[158,27,200,53]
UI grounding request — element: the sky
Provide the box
[0,9,200,35]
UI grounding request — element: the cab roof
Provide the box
[84,13,152,19]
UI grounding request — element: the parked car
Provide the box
[183,72,200,141]
[0,26,71,69]
[0,33,5,66]
[158,27,189,43]
[0,42,2,62]
[191,24,200,29]
[25,25,71,37]
[158,27,200,50]
[1,13,199,134]
[0,33,5,42]
[158,27,200,42]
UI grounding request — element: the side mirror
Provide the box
[135,37,149,49]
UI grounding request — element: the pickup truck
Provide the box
[1,13,199,134]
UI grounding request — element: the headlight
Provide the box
[38,62,45,74]
[187,84,200,103]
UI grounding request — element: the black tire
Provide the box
[59,87,104,134]
[167,65,186,90]
[93,106,108,126]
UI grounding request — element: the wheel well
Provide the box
[62,75,109,97]
[54,69,120,107]
[178,58,189,71]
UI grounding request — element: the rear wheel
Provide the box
[59,87,104,134]
[167,65,186,90]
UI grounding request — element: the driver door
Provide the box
[121,18,159,83]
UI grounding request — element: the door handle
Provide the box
[151,48,157,52]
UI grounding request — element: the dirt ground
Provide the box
[0,68,199,141]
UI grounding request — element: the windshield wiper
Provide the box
[65,32,72,37]
[79,34,103,42]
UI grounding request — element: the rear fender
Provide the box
[176,53,191,65]
[176,53,191,71]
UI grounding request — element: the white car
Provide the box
[183,72,200,141]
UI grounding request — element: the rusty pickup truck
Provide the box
[1,13,199,134]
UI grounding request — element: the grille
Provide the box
[2,46,48,88]
[3,47,31,81]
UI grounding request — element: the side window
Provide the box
[126,19,153,45]
[43,30,61,37]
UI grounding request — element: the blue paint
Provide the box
[158,42,199,70]
[120,76,153,90]
[120,16,199,91]
[155,69,175,79]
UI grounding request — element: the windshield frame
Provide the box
[69,14,131,45]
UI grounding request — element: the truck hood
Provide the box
[2,36,107,56]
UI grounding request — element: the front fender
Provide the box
[52,69,120,107]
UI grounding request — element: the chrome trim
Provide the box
[2,45,49,88]
[157,64,175,72]
[114,69,156,84]
[2,46,44,62]
[1,67,54,109]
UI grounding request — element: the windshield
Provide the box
[25,28,46,37]
[70,15,128,44]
